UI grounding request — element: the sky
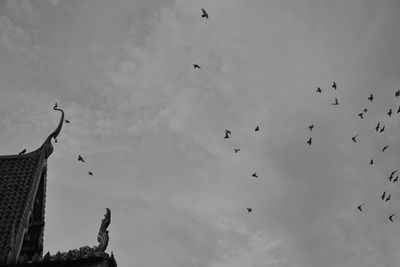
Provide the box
[1,0,400,266]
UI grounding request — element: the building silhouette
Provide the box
[0,105,117,266]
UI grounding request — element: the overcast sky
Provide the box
[1,0,400,266]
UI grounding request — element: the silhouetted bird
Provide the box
[252,172,258,178]
[393,176,398,183]
[388,109,393,117]
[78,155,85,163]
[379,126,385,133]
[363,108,367,113]
[368,94,373,102]
[389,170,398,179]
[382,145,389,152]
[332,81,337,90]
[397,106,400,114]
[306,137,312,146]
[381,191,386,200]
[351,134,358,143]
[386,194,391,202]
[375,122,380,132]
[247,208,252,213]
[308,124,314,131]
[389,214,395,222]
[193,64,201,69]
[64,119,70,123]
[88,172,93,176]
[225,130,231,139]
[255,126,260,132]
[396,90,400,97]
[331,97,339,105]
[316,87,322,93]
[357,203,364,212]
[370,159,374,165]
[234,148,240,153]
[201,8,209,18]
[19,149,26,155]
[358,113,364,119]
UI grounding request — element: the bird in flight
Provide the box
[193,64,201,69]
[225,130,231,139]
[78,155,85,163]
[306,137,312,146]
[387,109,393,117]
[255,126,260,132]
[331,97,339,105]
[363,108,368,113]
[389,214,395,222]
[351,134,358,143]
[379,126,385,133]
[397,106,400,114]
[368,94,374,102]
[332,81,337,90]
[395,90,400,97]
[358,113,364,119]
[382,145,389,152]
[357,203,364,212]
[389,170,398,179]
[381,191,386,200]
[201,8,208,18]
[369,159,374,165]
[88,171,93,176]
[375,122,380,132]
[247,208,252,213]
[252,172,258,178]
[234,148,240,153]
[19,149,26,155]
[64,119,70,123]
[308,124,314,131]
[316,87,322,93]
[385,194,391,202]
[393,176,398,183]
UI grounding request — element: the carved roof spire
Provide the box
[41,103,64,158]
[96,208,111,252]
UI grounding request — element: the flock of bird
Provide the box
[309,83,400,223]
[19,103,94,177]
[224,126,260,214]
[16,8,400,222]
[195,8,258,214]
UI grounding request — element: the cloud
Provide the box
[2,1,400,267]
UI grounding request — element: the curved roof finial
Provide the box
[41,103,64,158]
[96,208,111,252]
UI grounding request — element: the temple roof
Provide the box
[0,153,43,264]
[6,248,117,267]
[0,104,64,265]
